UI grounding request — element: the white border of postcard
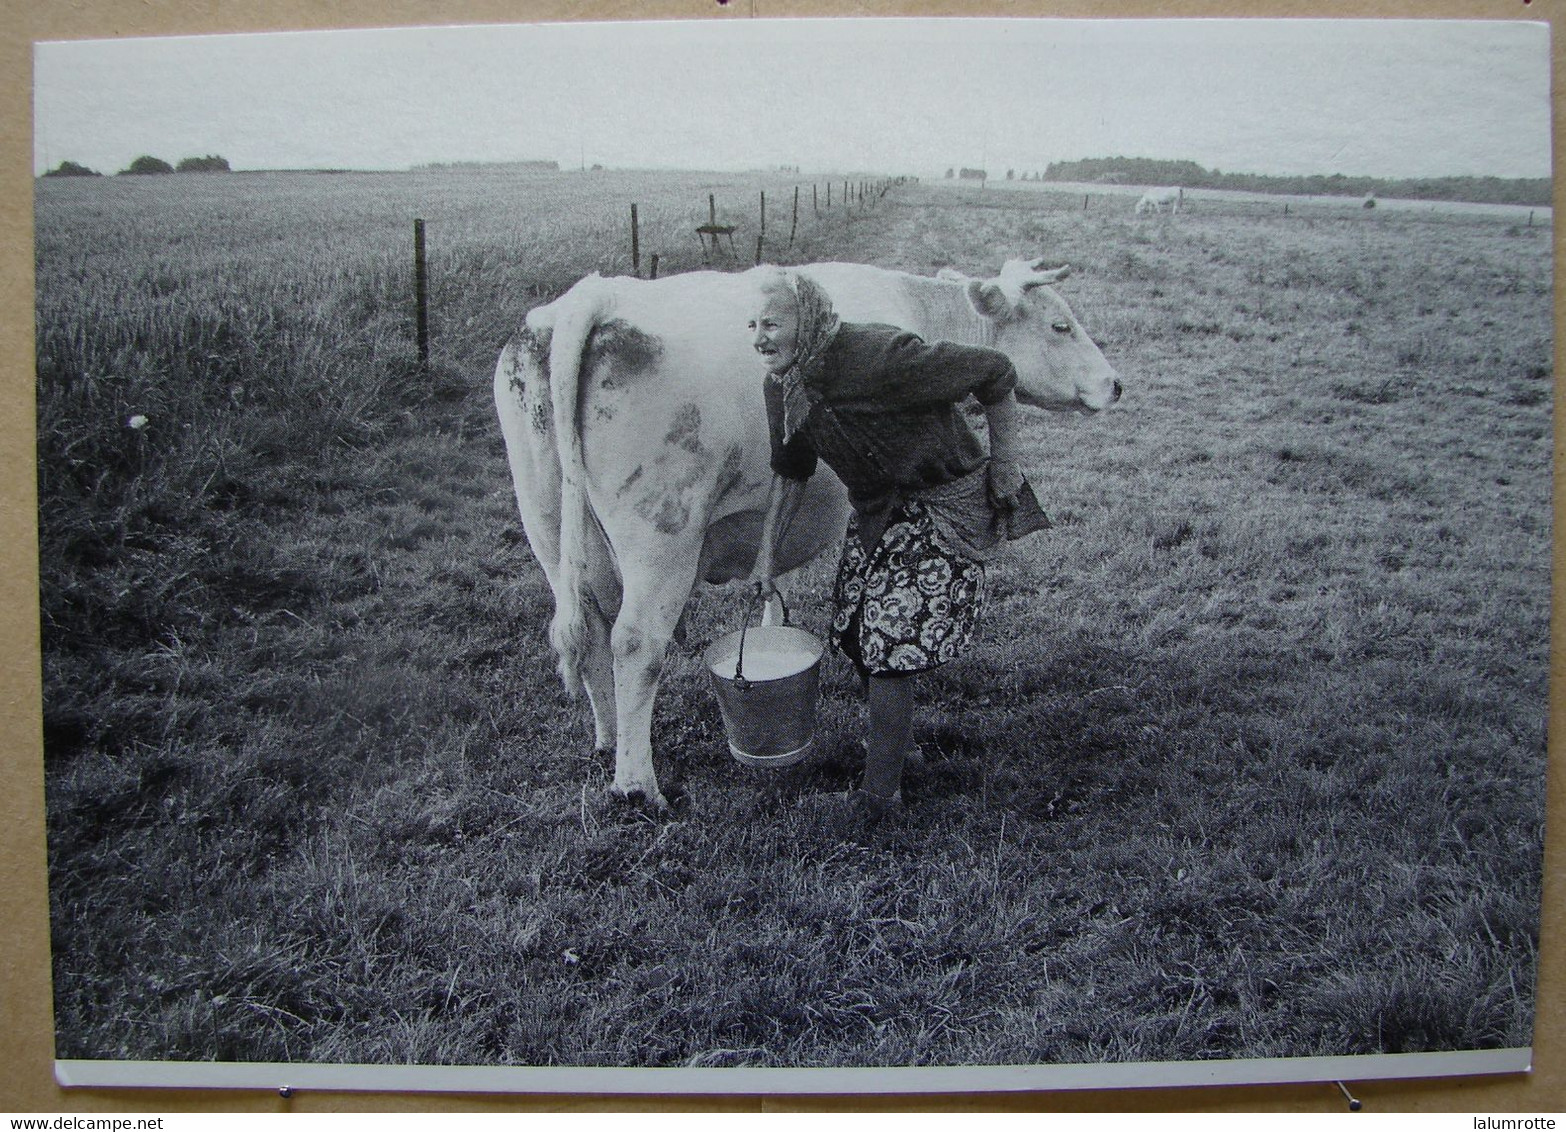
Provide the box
[57,1048,1531,1094]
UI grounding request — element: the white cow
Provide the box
[1135,186,1183,215]
[494,259,1122,808]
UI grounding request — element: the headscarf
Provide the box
[765,271,841,444]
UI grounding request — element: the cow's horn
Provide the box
[1023,262,1072,287]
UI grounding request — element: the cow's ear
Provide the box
[966,279,1015,321]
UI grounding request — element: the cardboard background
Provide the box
[3,0,1560,1113]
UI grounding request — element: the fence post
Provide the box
[760,191,766,240]
[709,194,717,227]
[630,204,640,276]
[756,234,764,266]
[813,183,818,213]
[650,253,659,280]
[413,218,429,372]
[826,182,831,208]
[789,185,799,247]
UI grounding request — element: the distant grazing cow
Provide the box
[494,259,1123,808]
[1135,186,1183,215]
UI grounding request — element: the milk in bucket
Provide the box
[716,639,817,682]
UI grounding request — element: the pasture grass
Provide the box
[35,172,1549,1068]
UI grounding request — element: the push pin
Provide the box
[1335,1080,1362,1111]
[279,1086,294,1100]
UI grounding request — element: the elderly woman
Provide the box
[746,269,1050,818]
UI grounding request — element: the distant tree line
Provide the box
[42,154,232,178]
[43,160,101,178]
[1040,156,1550,207]
[175,155,231,173]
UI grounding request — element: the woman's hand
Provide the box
[988,457,1025,509]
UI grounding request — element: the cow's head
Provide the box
[942,259,1122,413]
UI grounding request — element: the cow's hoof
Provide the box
[611,785,671,815]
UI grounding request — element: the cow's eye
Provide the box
[1052,320,1073,334]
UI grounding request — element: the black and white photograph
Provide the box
[29,15,1553,1093]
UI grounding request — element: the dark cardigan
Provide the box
[765,322,1019,520]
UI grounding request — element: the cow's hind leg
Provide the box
[608,558,699,811]
[581,543,624,758]
[579,591,617,756]
[550,521,622,762]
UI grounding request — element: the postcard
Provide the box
[26,15,1552,1096]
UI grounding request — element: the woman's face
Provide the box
[749,290,800,375]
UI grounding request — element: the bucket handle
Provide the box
[733,590,790,692]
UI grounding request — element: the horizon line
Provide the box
[35,158,1554,184]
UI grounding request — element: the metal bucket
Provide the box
[703,603,823,768]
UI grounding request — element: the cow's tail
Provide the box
[545,274,614,697]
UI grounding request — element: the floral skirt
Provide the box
[830,498,987,678]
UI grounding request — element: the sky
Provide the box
[32,17,1553,181]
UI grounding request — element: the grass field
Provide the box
[34,168,1551,1069]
